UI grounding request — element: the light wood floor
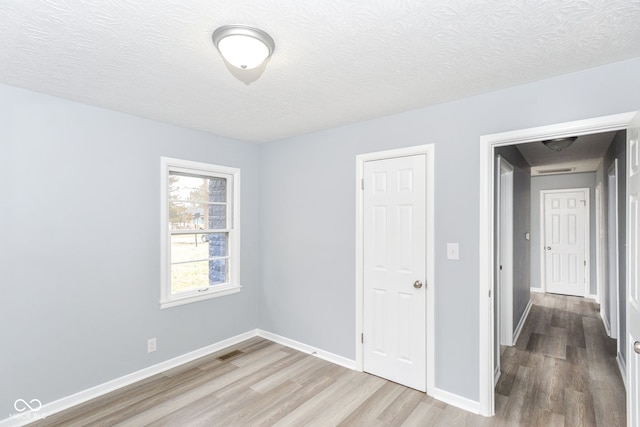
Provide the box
[32,293,625,426]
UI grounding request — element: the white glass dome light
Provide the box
[212,25,275,70]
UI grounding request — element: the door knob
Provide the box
[546,246,551,250]
[413,280,423,289]
[635,341,640,355]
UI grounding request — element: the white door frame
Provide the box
[355,144,435,396]
[478,111,636,416]
[497,156,514,347]
[607,160,621,340]
[595,181,605,304]
[539,188,590,297]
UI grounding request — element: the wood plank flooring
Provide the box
[31,293,625,426]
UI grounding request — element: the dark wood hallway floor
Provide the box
[31,293,625,426]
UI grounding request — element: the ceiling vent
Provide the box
[536,167,575,175]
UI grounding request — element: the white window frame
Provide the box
[160,156,241,309]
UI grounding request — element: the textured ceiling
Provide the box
[1,1,640,143]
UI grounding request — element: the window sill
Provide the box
[160,285,241,309]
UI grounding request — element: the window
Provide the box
[160,157,240,308]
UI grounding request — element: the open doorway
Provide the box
[478,112,636,417]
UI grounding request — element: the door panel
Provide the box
[627,111,640,427]
[543,190,588,297]
[363,154,426,391]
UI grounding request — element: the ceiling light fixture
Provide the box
[541,136,577,152]
[212,25,275,70]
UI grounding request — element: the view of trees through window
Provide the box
[168,172,229,293]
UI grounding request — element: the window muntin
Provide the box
[161,158,240,308]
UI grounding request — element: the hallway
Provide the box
[494,292,626,426]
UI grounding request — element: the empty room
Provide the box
[2,1,640,426]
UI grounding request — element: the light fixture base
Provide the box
[212,25,275,70]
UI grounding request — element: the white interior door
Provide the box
[626,111,640,427]
[363,154,426,391]
[608,160,620,338]
[498,157,514,347]
[543,189,588,297]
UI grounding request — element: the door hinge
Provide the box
[488,289,491,298]
[361,333,364,343]
[584,260,587,266]
[499,265,503,271]
[361,179,364,190]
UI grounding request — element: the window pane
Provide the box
[169,202,206,230]
[169,173,227,204]
[205,232,228,258]
[169,202,226,230]
[171,234,209,263]
[208,204,227,229]
[171,259,228,293]
[209,259,227,285]
[171,233,228,263]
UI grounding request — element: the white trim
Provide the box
[432,387,482,415]
[159,156,241,309]
[617,351,627,389]
[607,160,621,340]
[595,180,604,305]
[479,111,636,417]
[0,329,259,427]
[355,144,435,396]
[539,188,590,298]
[601,309,612,336]
[256,330,356,370]
[530,287,544,293]
[0,322,487,427]
[512,299,533,345]
[497,156,514,347]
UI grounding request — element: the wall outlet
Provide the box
[147,338,157,353]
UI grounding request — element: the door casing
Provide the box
[479,111,636,417]
[607,160,620,340]
[355,144,435,396]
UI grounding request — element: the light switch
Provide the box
[447,243,459,260]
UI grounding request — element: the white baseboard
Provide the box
[600,310,611,337]
[512,300,533,345]
[2,328,482,426]
[432,387,481,415]
[617,352,627,389]
[0,329,259,427]
[587,293,598,301]
[530,287,543,293]
[257,329,356,370]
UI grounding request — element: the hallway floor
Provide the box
[494,292,626,426]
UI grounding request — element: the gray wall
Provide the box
[602,130,627,363]
[494,146,531,334]
[259,58,640,402]
[0,84,261,413]
[530,173,597,294]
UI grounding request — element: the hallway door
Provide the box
[542,189,589,297]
